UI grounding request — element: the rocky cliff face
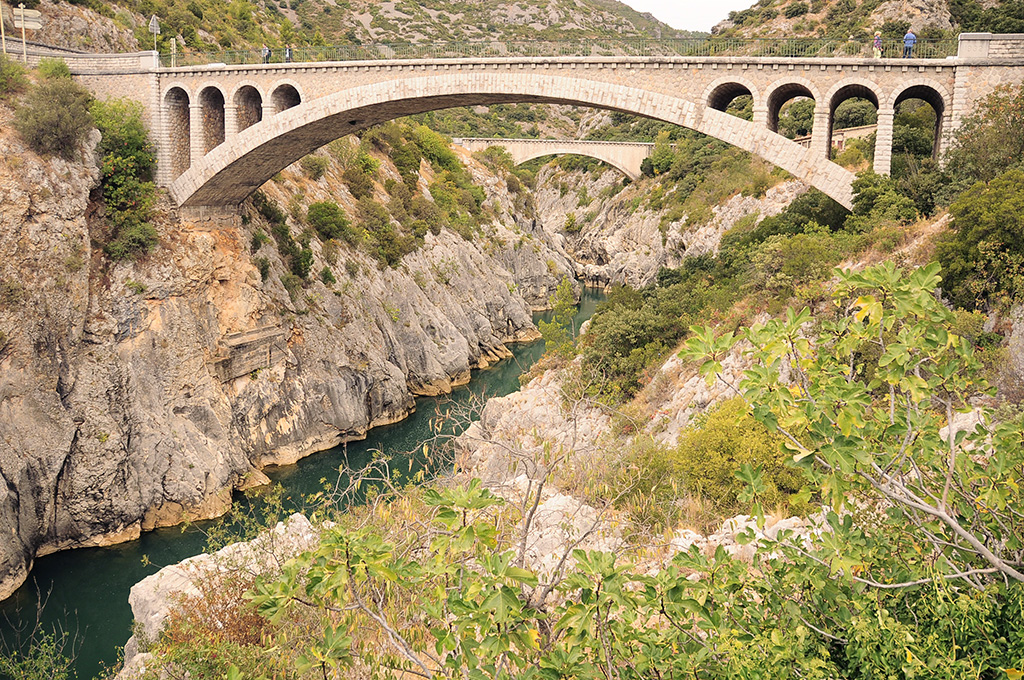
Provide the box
[0,120,573,600]
[533,164,807,288]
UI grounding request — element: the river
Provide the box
[0,288,603,679]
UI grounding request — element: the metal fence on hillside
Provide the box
[159,37,958,68]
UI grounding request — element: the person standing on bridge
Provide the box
[285,45,293,63]
[873,32,883,58]
[261,44,271,63]
[903,29,916,58]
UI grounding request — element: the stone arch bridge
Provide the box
[453,138,655,179]
[55,32,1024,212]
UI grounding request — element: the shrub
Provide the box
[319,266,336,285]
[307,201,358,244]
[292,247,313,279]
[299,154,329,180]
[37,58,71,80]
[251,229,271,253]
[280,273,303,302]
[255,257,271,282]
[563,213,579,233]
[0,54,27,98]
[14,79,94,160]
[784,1,809,18]
[343,165,374,199]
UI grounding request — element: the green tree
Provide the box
[683,261,1024,586]
[943,84,1024,192]
[538,277,576,358]
[645,130,674,176]
[935,168,1024,309]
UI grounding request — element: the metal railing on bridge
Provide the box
[159,37,958,68]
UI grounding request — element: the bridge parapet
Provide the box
[958,33,1024,60]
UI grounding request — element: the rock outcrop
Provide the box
[0,121,572,600]
[533,163,807,288]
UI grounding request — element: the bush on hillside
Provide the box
[943,84,1024,193]
[0,55,27,98]
[36,58,71,80]
[299,154,329,180]
[14,79,94,160]
[936,168,1024,310]
[307,201,358,244]
[91,99,156,179]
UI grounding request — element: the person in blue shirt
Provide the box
[903,30,917,57]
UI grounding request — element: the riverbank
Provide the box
[0,290,604,679]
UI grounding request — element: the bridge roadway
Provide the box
[38,32,1024,212]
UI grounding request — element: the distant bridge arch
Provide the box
[453,138,654,179]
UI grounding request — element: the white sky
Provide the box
[622,0,757,33]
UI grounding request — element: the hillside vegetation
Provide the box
[714,0,1024,39]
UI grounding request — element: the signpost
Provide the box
[148,14,159,53]
[8,4,42,62]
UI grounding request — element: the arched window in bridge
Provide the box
[828,84,880,165]
[234,85,263,133]
[767,84,815,142]
[892,84,946,171]
[199,86,226,154]
[707,82,753,121]
[164,87,190,179]
[271,84,301,114]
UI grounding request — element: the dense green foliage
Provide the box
[141,267,1024,676]
[936,168,1024,310]
[14,78,93,161]
[604,397,804,532]
[949,0,1024,33]
[92,99,159,260]
[0,55,27,98]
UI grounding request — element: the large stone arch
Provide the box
[171,72,855,209]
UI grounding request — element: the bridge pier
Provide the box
[189,103,205,168]
[225,104,239,139]
[873,107,895,176]
[809,103,830,162]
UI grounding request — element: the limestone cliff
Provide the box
[533,163,808,288]
[0,120,572,600]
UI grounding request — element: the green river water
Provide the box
[0,288,603,679]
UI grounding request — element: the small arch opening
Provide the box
[828,84,880,165]
[234,85,263,133]
[199,86,226,154]
[767,83,815,137]
[707,82,753,120]
[164,87,190,179]
[893,85,945,166]
[272,84,301,113]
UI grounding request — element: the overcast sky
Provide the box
[623,0,756,33]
